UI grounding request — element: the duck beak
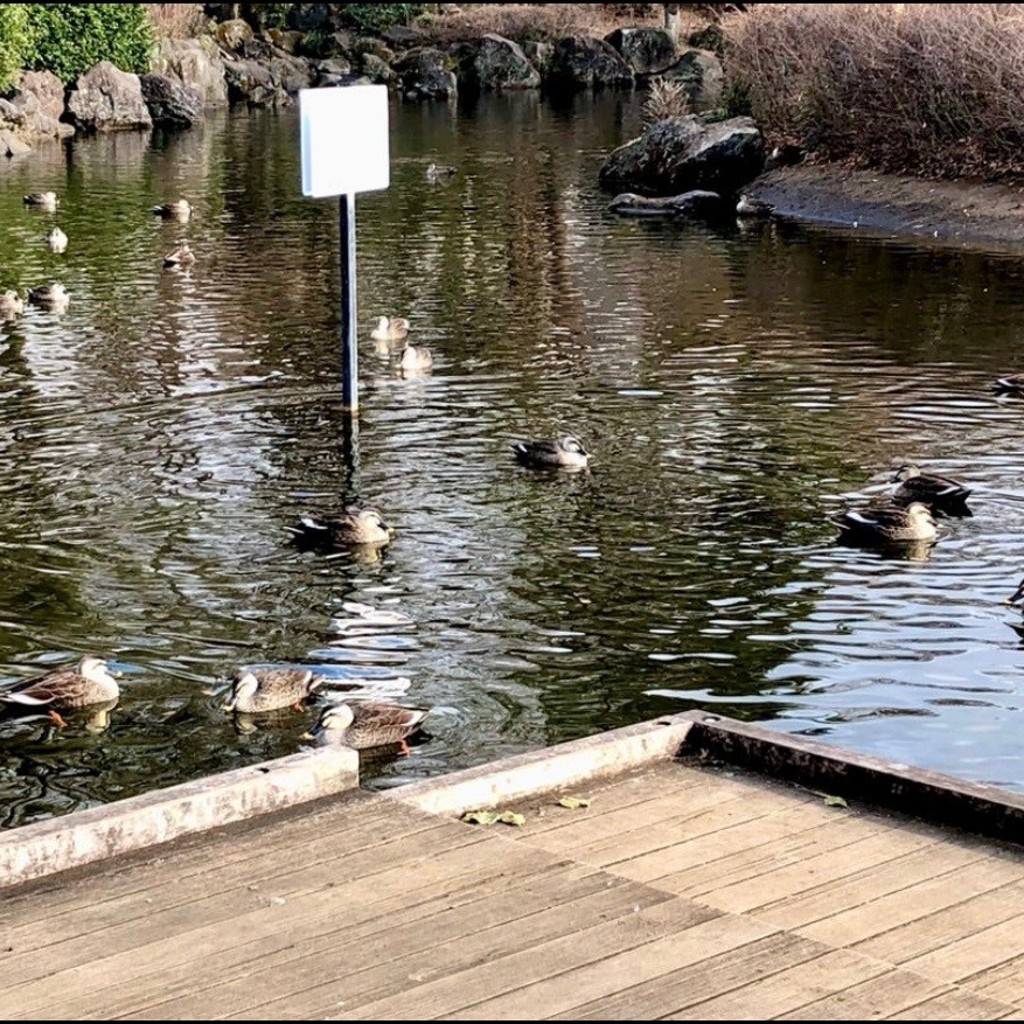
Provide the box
[221,697,237,712]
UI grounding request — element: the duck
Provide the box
[511,435,590,470]
[289,507,395,549]
[221,668,325,714]
[302,701,430,754]
[23,191,58,210]
[891,464,971,514]
[426,162,457,181]
[370,316,410,343]
[163,243,195,268]
[399,343,433,373]
[152,199,192,221]
[0,290,24,317]
[993,373,1024,395]
[27,282,69,310]
[0,656,119,727]
[735,194,774,218]
[1005,578,1024,607]
[46,226,68,253]
[834,501,938,544]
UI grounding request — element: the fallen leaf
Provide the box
[823,794,848,808]
[461,810,501,826]
[498,811,526,827]
[558,796,590,810]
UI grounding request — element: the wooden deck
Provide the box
[3,745,1024,1019]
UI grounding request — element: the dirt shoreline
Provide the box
[745,164,1024,253]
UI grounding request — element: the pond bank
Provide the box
[746,164,1024,253]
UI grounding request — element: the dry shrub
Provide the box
[642,78,691,124]
[418,4,664,44]
[146,3,207,39]
[725,4,1024,180]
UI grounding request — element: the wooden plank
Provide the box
[0,792,401,940]
[512,776,757,859]
[901,911,1024,983]
[758,842,982,931]
[506,762,710,837]
[853,884,1024,966]
[798,856,1022,948]
[444,912,782,1021]
[554,932,829,1020]
[0,816,492,990]
[692,826,936,914]
[961,953,1024,1010]
[667,948,888,1019]
[6,841,592,1019]
[885,987,1018,1019]
[145,876,690,1021]
[774,971,952,1020]
[316,896,725,1021]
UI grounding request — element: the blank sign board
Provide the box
[300,85,389,197]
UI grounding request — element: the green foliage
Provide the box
[0,5,30,91]
[24,4,155,83]
[338,5,422,34]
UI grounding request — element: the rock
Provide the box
[313,58,354,87]
[394,48,457,99]
[266,50,315,94]
[688,23,727,58]
[223,56,282,107]
[383,25,422,50]
[0,98,22,125]
[599,115,764,197]
[65,62,153,133]
[354,37,394,63]
[460,34,540,91]
[608,190,726,218]
[140,73,202,128]
[0,129,31,157]
[3,70,73,139]
[660,48,724,112]
[216,18,254,52]
[604,28,677,76]
[522,41,553,73]
[360,53,394,85]
[544,36,633,91]
[287,3,331,31]
[264,29,304,55]
[151,39,228,108]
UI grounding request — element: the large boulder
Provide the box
[604,28,677,75]
[2,70,73,139]
[394,48,457,99]
[0,129,31,157]
[544,36,633,91]
[360,53,394,85]
[660,49,724,112]
[64,62,153,133]
[265,50,315,94]
[460,34,540,91]
[140,73,202,128]
[599,115,764,197]
[151,38,228,108]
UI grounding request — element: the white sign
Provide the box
[300,85,389,198]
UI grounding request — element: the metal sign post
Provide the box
[300,86,390,415]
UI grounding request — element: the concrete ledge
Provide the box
[0,746,358,891]
[390,714,697,815]
[683,712,1024,843]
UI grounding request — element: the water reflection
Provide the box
[3,94,1024,826]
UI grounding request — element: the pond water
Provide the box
[3,92,1024,828]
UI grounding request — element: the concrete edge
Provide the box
[683,712,1024,842]
[0,746,358,891]
[387,714,697,815]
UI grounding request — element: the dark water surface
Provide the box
[2,93,1024,827]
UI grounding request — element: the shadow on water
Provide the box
[3,92,1024,826]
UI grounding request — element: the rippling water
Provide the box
[3,93,1024,827]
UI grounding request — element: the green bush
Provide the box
[25,4,155,83]
[0,5,31,91]
[337,5,422,34]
